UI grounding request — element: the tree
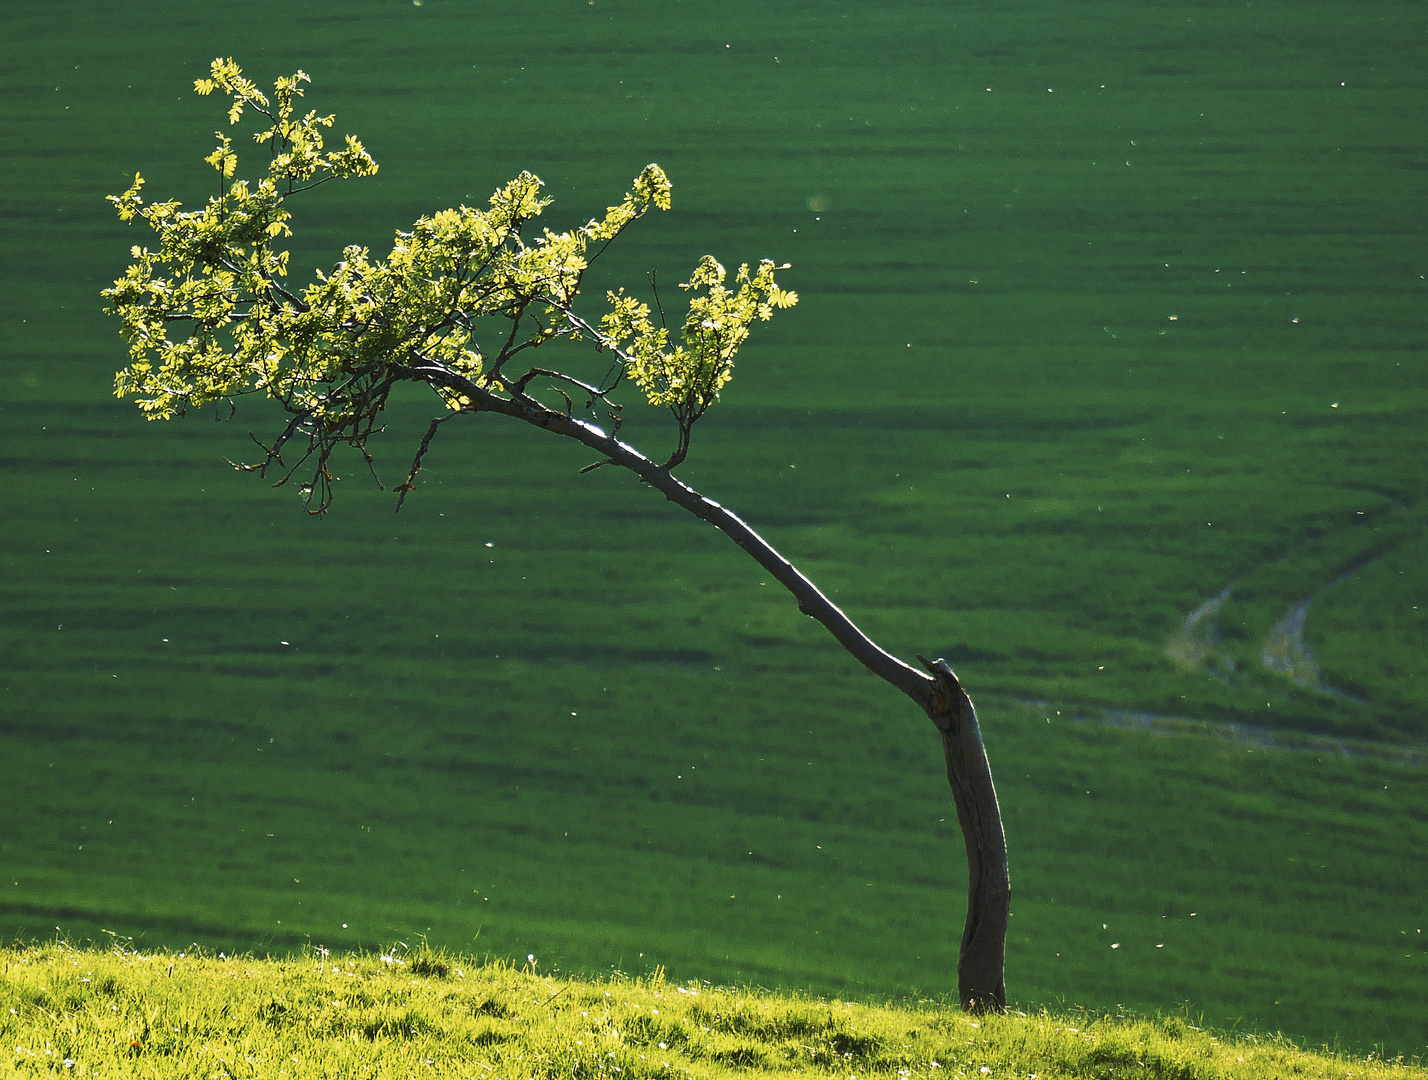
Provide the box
[103,59,1011,1012]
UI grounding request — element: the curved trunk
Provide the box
[427,370,1012,1010]
[920,657,1010,1012]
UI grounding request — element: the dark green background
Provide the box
[2,0,1425,1056]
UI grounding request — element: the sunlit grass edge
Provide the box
[4,942,1423,1079]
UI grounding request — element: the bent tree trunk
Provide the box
[429,372,1013,1011]
[920,657,1010,1011]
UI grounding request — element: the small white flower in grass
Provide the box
[64,1060,75,1069]
[981,1068,991,1075]
[658,1043,667,1049]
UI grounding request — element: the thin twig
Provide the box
[648,268,669,331]
[395,413,455,511]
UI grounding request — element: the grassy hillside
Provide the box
[5,944,1424,1079]
[2,0,1425,1061]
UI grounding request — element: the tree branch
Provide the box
[415,364,935,706]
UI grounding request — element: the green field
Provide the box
[2,0,1426,1060]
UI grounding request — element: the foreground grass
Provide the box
[3,945,1421,1080]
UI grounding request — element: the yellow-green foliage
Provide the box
[106,60,379,420]
[102,59,794,500]
[3,945,1420,1080]
[603,258,797,419]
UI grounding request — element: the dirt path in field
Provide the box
[1168,559,1378,697]
[1164,582,1236,677]
[1259,595,1321,686]
[1259,560,1378,698]
[1014,698,1425,764]
[1092,707,1424,764]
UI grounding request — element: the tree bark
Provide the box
[919,657,1010,1012]
[420,367,1012,1010]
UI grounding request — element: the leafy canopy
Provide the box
[104,59,796,508]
